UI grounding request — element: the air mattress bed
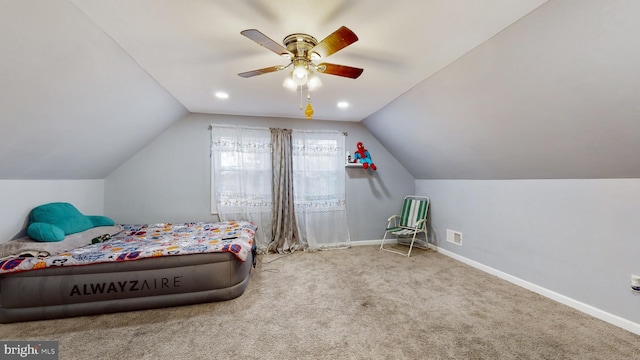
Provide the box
[0,221,255,323]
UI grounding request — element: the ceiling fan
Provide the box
[238,26,364,91]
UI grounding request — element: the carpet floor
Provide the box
[1,245,639,359]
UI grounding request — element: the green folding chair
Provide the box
[380,195,429,257]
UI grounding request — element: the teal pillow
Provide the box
[88,215,115,227]
[29,202,93,235]
[27,222,66,242]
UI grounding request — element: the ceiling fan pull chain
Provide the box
[305,92,314,120]
[299,85,303,110]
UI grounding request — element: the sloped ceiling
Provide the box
[0,0,547,180]
[364,0,640,179]
[0,1,188,179]
[13,1,639,180]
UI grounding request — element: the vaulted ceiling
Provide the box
[2,0,638,180]
[365,0,640,179]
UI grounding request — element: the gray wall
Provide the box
[416,179,640,327]
[364,0,640,180]
[105,113,414,242]
[0,180,105,242]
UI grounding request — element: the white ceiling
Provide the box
[0,0,547,179]
[7,0,639,180]
[69,0,546,121]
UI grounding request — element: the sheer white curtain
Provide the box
[211,126,349,252]
[292,130,350,250]
[210,126,272,250]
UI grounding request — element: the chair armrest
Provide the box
[386,214,400,229]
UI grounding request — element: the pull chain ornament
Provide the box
[304,93,314,119]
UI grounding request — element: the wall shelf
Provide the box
[345,163,364,168]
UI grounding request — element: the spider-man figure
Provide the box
[353,141,377,170]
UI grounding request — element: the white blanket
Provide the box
[0,225,122,260]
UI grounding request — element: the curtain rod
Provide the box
[208,124,347,136]
[208,124,266,131]
[294,129,347,136]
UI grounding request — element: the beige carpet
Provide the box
[1,245,639,360]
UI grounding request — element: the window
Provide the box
[210,125,349,251]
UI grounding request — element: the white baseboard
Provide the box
[350,239,389,246]
[435,246,640,336]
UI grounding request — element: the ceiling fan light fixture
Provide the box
[307,72,322,91]
[294,69,307,80]
[293,73,307,86]
[282,75,297,91]
[292,60,308,79]
[293,73,307,87]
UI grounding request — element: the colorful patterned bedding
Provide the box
[0,221,255,275]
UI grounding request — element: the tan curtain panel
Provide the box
[268,128,301,253]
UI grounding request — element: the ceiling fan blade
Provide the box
[238,65,284,78]
[311,26,358,58]
[316,63,363,79]
[240,29,292,57]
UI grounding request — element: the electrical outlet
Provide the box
[446,229,462,246]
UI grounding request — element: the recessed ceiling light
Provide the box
[214,91,229,99]
[337,101,349,109]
